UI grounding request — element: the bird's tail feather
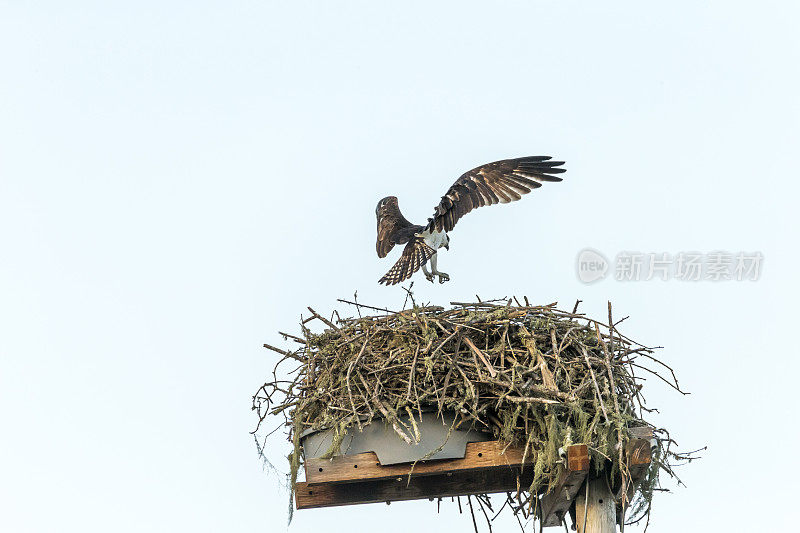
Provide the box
[379,237,436,286]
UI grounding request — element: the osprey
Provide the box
[376,156,565,285]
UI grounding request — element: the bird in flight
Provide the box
[376,156,566,285]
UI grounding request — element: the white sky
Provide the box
[1,2,798,532]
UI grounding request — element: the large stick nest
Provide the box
[253,297,695,528]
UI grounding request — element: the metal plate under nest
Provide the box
[300,411,493,465]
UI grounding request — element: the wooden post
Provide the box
[575,475,616,533]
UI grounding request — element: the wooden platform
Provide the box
[304,440,533,486]
[295,437,651,528]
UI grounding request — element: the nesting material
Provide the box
[253,298,692,526]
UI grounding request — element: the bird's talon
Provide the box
[425,273,434,283]
[438,273,450,284]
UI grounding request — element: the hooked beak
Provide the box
[444,243,449,251]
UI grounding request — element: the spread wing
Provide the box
[378,236,436,285]
[376,197,415,258]
[426,156,566,233]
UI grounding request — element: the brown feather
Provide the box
[376,196,416,258]
[427,156,566,233]
[378,236,436,285]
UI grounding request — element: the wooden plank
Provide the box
[305,440,530,485]
[567,443,591,472]
[296,466,535,509]
[616,436,653,524]
[538,444,590,527]
[626,426,653,486]
[627,438,652,478]
[628,426,654,440]
[616,438,652,501]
